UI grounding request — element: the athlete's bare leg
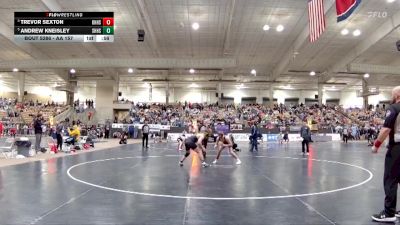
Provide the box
[215,142,224,160]
[228,147,239,160]
[213,142,241,164]
[180,146,209,167]
[178,140,183,150]
[179,150,190,164]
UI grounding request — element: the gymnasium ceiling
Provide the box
[0,0,399,92]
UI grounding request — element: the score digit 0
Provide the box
[102,26,114,34]
[102,18,114,26]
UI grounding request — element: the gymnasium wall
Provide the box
[0,91,17,99]
[0,87,66,103]
[115,88,345,105]
[75,86,96,101]
[0,84,392,108]
[339,91,392,108]
[25,86,66,103]
[368,92,392,106]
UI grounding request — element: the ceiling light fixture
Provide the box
[310,71,316,76]
[128,68,134,73]
[192,22,199,30]
[353,29,361,36]
[12,68,19,72]
[341,28,349,36]
[236,83,245,89]
[263,24,270,31]
[70,68,76,74]
[276,25,284,32]
[283,84,293,90]
[189,83,199,88]
[364,73,370,78]
[387,0,396,3]
[251,69,256,75]
[189,68,195,74]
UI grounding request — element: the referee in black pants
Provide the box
[142,121,149,148]
[300,122,311,156]
[372,86,400,223]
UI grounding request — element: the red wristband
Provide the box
[374,140,382,149]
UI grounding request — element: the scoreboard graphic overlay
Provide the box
[14,12,114,42]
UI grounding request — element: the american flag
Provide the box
[308,0,326,43]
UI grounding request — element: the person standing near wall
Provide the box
[142,121,150,148]
[249,121,259,152]
[128,124,135,139]
[371,86,400,222]
[34,114,43,152]
[343,126,349,143]
[56,121,64,151]
[300,122,311,156]
[104,120,110,139]
[23,124,28,135]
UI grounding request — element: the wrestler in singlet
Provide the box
[212,132,242,165]
[179,133,209,168]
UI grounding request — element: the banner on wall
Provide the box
[231,133,251,142]
[289,126,301,132]
[134,124,171,131]
[167,133,193,141]
[112,124,171,131]
[265,134,278,142]
[288,134,303,142]
[215,124,230,134]
[326,133,341,141]
[230,124,243,131]
[112,123,124,129]
[166,133,341,142]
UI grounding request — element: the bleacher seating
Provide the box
[20,104,69,124]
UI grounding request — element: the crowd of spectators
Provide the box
[17,102,68,124]
[0,98,390,140]
[127,102,295,128]
[292,104,352,130]
[0,98,69,138]
[123,102,362,130]
[0,97,17,109]
[342,107,385,125]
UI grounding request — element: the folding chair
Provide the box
[0,138,16,159]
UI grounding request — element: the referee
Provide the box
[372,86,400,223]
[142,121,150,148]
[300,122,311,156]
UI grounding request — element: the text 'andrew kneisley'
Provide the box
[18,28,70,34]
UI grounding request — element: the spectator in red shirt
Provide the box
[10,126,16,138]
